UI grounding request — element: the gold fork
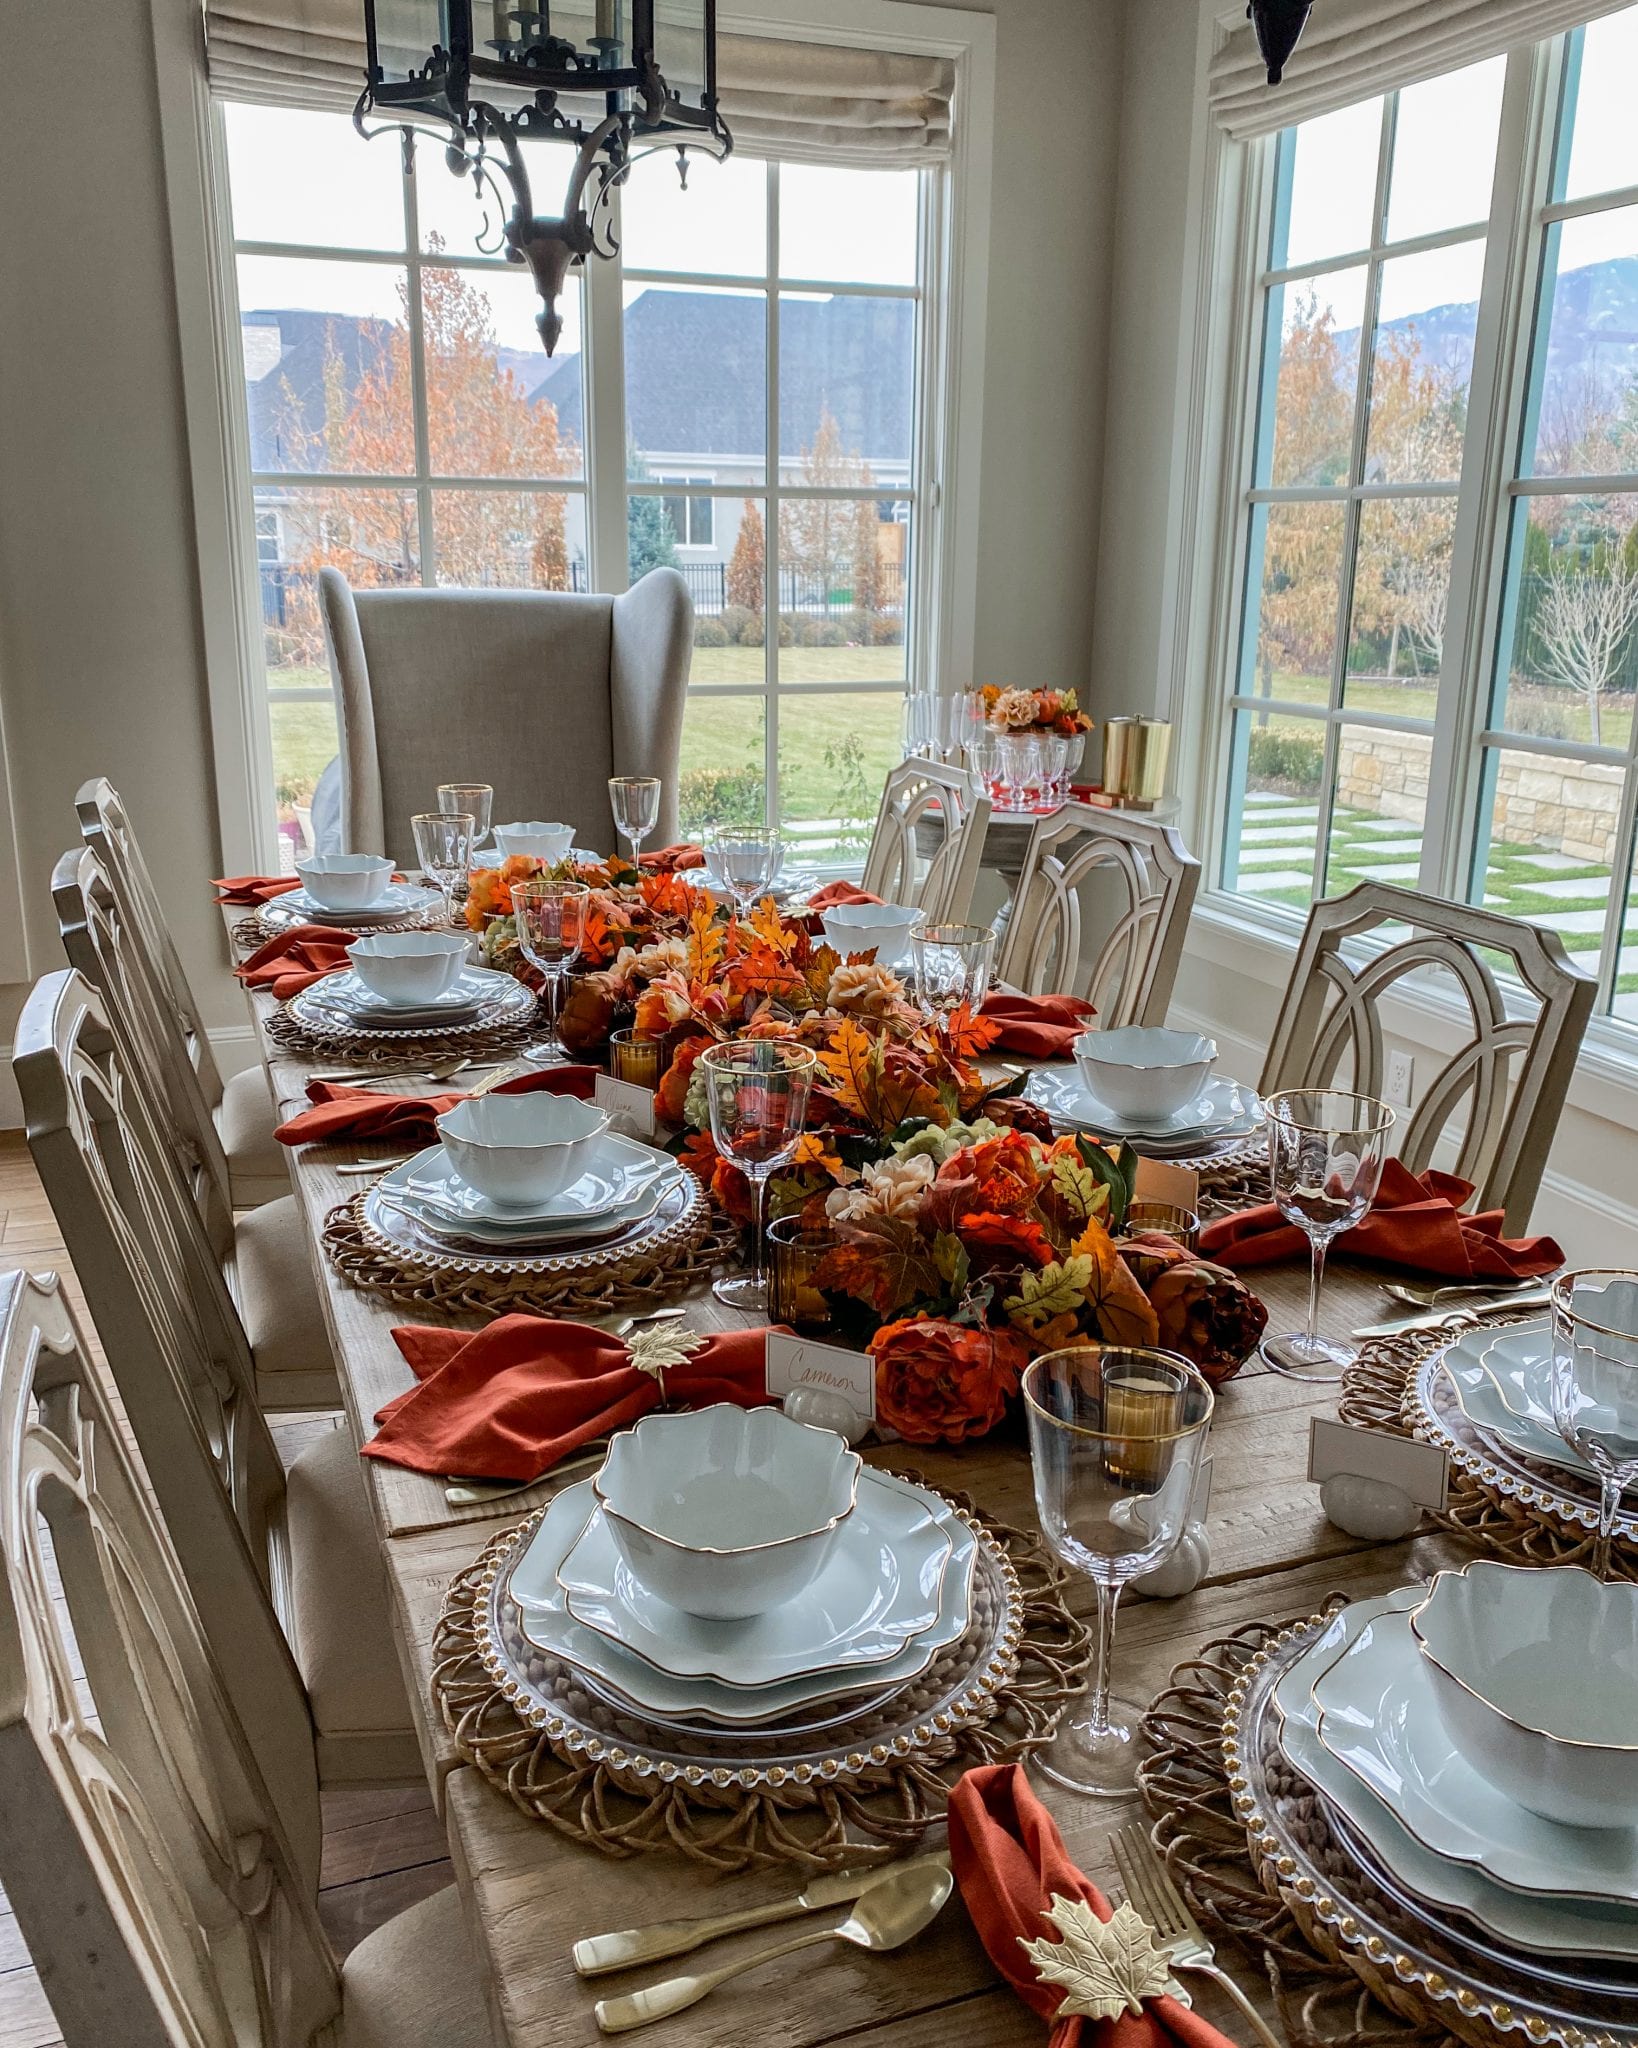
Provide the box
[1109,1825,1285,2048]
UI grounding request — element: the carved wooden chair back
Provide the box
[1260,883,1596,1232]
[860,758,992,926]
[0,1269,338,2048]
[11,970,322,1883]
[996,803,1201,1027]
[52,842,236,1262]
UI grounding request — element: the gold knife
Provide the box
[572,1853,951,1977]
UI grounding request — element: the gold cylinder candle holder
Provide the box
[1102,717,1173,807]
[607,1028,663,1090]
[766,1216,838,1334]
[1121,1200,1201,1253]
[1101,1354,1185,1490]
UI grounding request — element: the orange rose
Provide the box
[556,972,619,1054]
[655,1033,715,1125]
[869,1317,1030,1444]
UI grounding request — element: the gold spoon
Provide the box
[592,1862,954,2033]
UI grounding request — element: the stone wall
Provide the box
[1335,731,1625,865]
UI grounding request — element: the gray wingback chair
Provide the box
[317,567,693,864]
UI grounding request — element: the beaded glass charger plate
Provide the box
[268,882,444,927]
[285,967,537,1048]
[379,1141,679,1247]
[1216,1608,1638,2046]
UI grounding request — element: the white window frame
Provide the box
[151,0,994,872]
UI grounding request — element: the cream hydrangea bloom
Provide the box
[826,961,906,1017]
[991,687,1040,731]
[825,1152,936,1222]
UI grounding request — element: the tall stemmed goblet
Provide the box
[1549,1268,1638,1579]
[1260,1089,1395,1382]
[608,776,662,871]
[1023,1346,1214,1795]
[438,783,493,847]
[510,878,588,1065]
[911,921,994,1017]
[709,826,784,918]
[699,1040,818,1312]
[411,810,476,926]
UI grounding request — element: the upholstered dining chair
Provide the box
[995,802,1201,1028]
[0,1269,492,2048]
[319,565,694,863]
[861,756,992,925]
[1260,882,1596,1234]
[73,776,288,1208]
[13,970,418,1792]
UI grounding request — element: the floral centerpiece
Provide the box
[978,686,1093,739]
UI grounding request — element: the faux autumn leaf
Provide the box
[813,1213,941,1319]
[1018,1896,1172,2024]
[1046,1146,1109,1226]
[938,1001,1002,1059]
[1074,1215,1160,1346]
[962,1211,1055,1270]
[686,901,725,982]
[818,1016,880,1124]
[1005,1254,1094,1330]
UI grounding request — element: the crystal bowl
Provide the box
[1411,1560,1638,1830]
[594,1404,862,1620]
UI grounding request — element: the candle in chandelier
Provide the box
[491,0,509,46]
[595,0,616,39]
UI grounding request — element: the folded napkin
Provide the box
[808,880,884,912]
[235,922,360,1000]
[361,1314,775,1480]
[949,1764,1237,2048]
[1198,1159,1564,1282]
[980,993,1098,1059]
[274,1063,599,1148]
[214,872,302,905]
[639,843,707,873]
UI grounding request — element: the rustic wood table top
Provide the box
[229,908,1459,2048]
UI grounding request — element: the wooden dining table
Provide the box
[228,909,1472,2048]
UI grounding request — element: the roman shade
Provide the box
[204,4,955,163]
[1209,0,1633,139]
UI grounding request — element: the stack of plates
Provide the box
[286,964,538,1039]
[1270,1588,1638,1992]
[275,880,442,925]
[370,1133,685,1252]
[1026,1068,1266,1158]
[508,1467,977,1736]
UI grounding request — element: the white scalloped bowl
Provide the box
[1411,1560,1638,1829]
[493,821,575,863]
[820,902,921,969]
[348,930,469,1005]
[1073,1026,1216,1123]
[435,1091,609,1208]
[593,1404,862,1619]
[296,852,395,910]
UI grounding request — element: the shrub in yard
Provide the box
[692,617,730,648]
[737,612,765,646]
[1506,688,1573,740]
[814,620,849,647]
[719,605,754,645]
[679,767,764,832]
[791,615,823,646]
[777,613,796,647]
[869,615,905,646]
[1246,726,1324,793]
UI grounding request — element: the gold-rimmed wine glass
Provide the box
[698,1040,817,1312]
[1023,1346,1214,1795]
[438,783,493,846]
[411,810,476,926]
[510,877,589,1065]
[1549,1268,1638,1578]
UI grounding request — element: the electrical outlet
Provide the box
[1385,1049,1415,1109]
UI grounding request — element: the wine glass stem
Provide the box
[539,970,563,1056]
[1597,1478,1620,1581]
[1085,1577,1124,1737]
[749,1170,770,1295]
[1305,1232,1330,1352]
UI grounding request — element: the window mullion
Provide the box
[585,182,630,595]
[402,137,436,585]
[764,161,780,834]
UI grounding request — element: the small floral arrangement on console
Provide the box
[979,686,1093,738]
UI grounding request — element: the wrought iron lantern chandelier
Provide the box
[1247,0,1314,85]
[356,2,731,352]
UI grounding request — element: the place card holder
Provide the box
[1307,1415,1448,1541]
[765,1330,874,1444]
[593,1071,658,1139]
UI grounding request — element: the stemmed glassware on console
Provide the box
[699,1040,817,1312]
[1024,1345,1214,1795]
[709,826,784,918]
[411,810,476,926]
[1260,1089,1394,1382]
[1549,1268,1638,1578]
[608,777,662,871]
[510,877,588,1065]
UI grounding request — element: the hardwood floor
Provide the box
[0,1132,454,2046]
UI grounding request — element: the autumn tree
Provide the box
[781,405,882,613]
[1536,548,1638,743]
[727,498,765,613]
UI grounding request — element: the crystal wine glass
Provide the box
[1023,1345,1214,1795]
[510,877,588,1064]
[608,776,662,872]
[911,921,994,1016]
[1261,1089,1395,1381]
[699,1039,818,1312]
[411,810,476,926]
[1549,1268,1638,1578]
[438,783,493,847]
[709,826,784,918]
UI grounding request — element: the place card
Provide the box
[593,1073,658,1138]
[764,1331,876,1422]
[1132,1157,1201,1211]
[1307,1415,1448,1508]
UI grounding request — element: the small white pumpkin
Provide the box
[1133,1522,1210,1599]
[1319,1472,1421,1542]
[782,1385,871,1445]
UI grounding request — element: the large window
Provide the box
[1216,6,1638,1034]
[222,104,929,859]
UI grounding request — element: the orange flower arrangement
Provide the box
[870,1318,1031,1444]
[977,685,1092,738]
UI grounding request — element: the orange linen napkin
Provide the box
[1198,1159,1564,1281]
[361,1314,777,1480]
[949,1764,1240,2048]
[808,880,884,911]
[274,1064,599,1149]
[639,843,707,873]
[235,922,360,1000]
[980,993,1098,1059]
[214,872,302,905]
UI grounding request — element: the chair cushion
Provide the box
[285,1427,416,1754]
[218,1063,290,1208]
[340,1883,495,2048]
[234,1195,341,1410]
